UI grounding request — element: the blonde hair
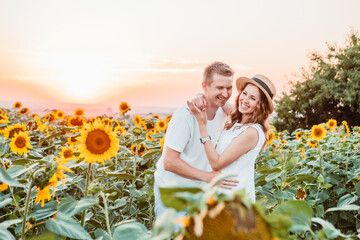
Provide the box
[203,62,234,86]
[224,83,272,150]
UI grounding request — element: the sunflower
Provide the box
[267,131,275,145]
[130,144,146,155]
[310,125,326,141]
[74,108,84,116]
[119,102,130,116]
[142,119,155,131]
[325,118,337,129]
[10,131,32,155]
[295,186,307,200]
[49,157,73,195]
[342,121,350,133]
[3,123,27,139]
[44,113,56,123]
[0,119,8,133]
[0,113,9,123]
[13,101,22,109]
[19,107,29,115]
[159,137,165,149]
[156,120,167,131]
[307,140,317,148]
[34,115,47,131]
[114,125,126,135]
[146,132,155,141]
[55,110,65,119]
[133,115,142,126]
[165,115,172,123]
[77,119,119,165]
[67,136,80,145]
[67,116,85,127]
[295,131,303,140]
[183,197,272,240]
[0,183,8,191]
[102,118,113,126]
[60,146,77,161]
[35,185,51,207]
[151,115,160,120]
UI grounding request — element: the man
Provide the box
[154,62,236,218]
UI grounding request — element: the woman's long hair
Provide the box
[224,83,272,150]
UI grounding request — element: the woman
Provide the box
[187,74,276,202]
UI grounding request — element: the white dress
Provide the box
[215,123,265,202]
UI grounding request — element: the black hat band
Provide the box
[252,77,273,99]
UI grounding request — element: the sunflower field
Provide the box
[0,102,359,239]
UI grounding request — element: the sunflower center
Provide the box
[10,128,23,139]
[85,129,111,155]
[315,129,322,136]
[64,150,73,158]
[70,118,83,126]
[15,136,26,148]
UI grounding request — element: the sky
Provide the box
[1,0,360,112]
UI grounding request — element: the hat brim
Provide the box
[236,77,274,112]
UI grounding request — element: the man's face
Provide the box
[203,73,233,108]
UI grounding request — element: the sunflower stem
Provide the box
[21,174,34,240]
[100,192,113,240]
[132,144,138,187]
[81,163,92,227]
[318,144,324,176]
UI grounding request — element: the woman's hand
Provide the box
[187,101,207,125]
[190,93,207,111]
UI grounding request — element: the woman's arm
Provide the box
[187,101,258,171]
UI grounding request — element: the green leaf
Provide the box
[355,182,360,197]
[0,225,15,240]
[113,222,150,240]
[160,185,203,211]
[337,194,358,207]
[0,166,24,188]
[107,172,137,180]
[45,212,91,239]
[58,196,99,217]
[317,174,324,183]
[265,172,281,182]
[274,190,295,200]
[272,200,313,232]
[294,174,317,182]
[94,229,110,240]
[325,204,360,213]
[6,163,38,178]
[312,217,347,239]
[27,150,43,159]
[29,200,57,221]
[151,209,175,240]
[0,219,22,229]
[42,132,62,141]
[0,196,12,209]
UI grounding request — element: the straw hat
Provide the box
[236,74,276,112]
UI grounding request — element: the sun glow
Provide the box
[48,52,115,103]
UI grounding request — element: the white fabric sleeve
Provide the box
[164,114,191,153]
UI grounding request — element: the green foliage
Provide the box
[274,31,360,132]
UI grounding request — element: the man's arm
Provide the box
[163,146,217,183]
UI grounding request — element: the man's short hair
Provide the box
[203,62,234,86]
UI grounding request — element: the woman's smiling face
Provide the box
[238,83,261,115]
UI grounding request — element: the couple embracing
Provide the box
[154,61,276,218]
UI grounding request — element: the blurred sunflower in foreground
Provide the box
[77,119,119,165]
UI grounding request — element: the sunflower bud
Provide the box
[132,127,143,136]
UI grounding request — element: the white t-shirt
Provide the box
[216,123,265,202]
[155,104,227,188]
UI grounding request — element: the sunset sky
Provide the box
[1,0,360,112]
